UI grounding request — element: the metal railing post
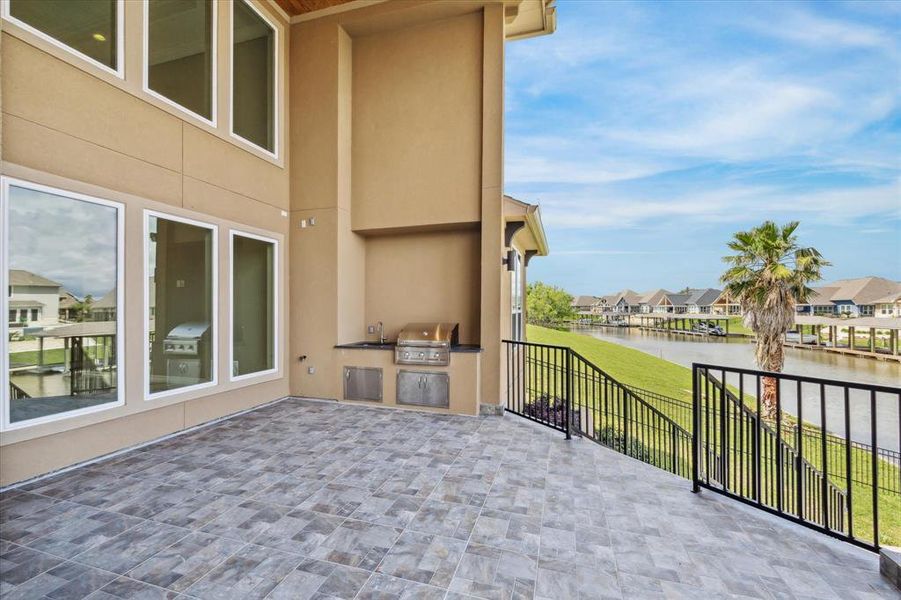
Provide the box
[692,365,700,493]
[565,348,573,440]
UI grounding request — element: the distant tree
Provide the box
[527,282,574,324]
[75,294,94,323]
[720,221,828,418]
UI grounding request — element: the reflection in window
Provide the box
[232,0,276,152]
[231,234,275,377]
[147,0,214,120]
[147,215,215,395]
[7,0,118,71]
[5,183,121,425]
[511,251,523,341]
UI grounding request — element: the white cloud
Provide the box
[741,7,898,52]
[8,187,118,298]
[537,181,901,230]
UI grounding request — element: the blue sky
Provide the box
[505,0,900,296]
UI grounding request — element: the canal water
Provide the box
[571,325,901,452]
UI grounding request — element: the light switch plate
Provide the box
[308,366,316,375]
[368,325,375,334]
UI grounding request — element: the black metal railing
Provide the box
[504,340,693,478]
[692,363,901,552]
[626,382,901,496]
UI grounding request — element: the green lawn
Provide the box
[9,348,66,366]
[9,346,105,367]
[528,324,695,402]
[725,316,753,336]
[524,324,900,547]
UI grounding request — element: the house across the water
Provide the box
[796,277,901,318]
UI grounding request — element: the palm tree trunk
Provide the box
[756,332,785,420]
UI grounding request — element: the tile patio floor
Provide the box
[0,398,895,599]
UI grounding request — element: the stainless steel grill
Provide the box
[395,322,459,366]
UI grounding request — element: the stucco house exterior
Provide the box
[0,0,556,485]
[7,270,61,327]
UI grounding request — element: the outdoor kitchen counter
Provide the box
[335,344,482,415]
[334,342,483,353]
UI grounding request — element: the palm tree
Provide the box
[720,221,829,418]
[74,294,94,323]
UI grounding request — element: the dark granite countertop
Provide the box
[335,342,482,353]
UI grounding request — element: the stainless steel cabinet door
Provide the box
[344,367,383,402]
[396,370,423,406]
[421,372,449,408]
[397,370,449,408]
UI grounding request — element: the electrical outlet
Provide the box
[368,325,375,334]
[307,366,316,375]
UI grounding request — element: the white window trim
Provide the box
[228,230,279,382]
[143,209,219,401]
[0,177,126,431]
[229,0,279,159]
[1,0,125,79]
[142,0,218,128]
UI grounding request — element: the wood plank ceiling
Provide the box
[273,0,358,17]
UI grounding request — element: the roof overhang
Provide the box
[504,195,549,257]
[281,0,557,38]
[504,0,556,40]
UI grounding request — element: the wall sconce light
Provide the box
[502,249,515,271]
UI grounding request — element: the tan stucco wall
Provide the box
[0,1,292,485]
[1,0,518,486]
[288,4,500,409]
[364,229,482,345]
[350,11,483,232]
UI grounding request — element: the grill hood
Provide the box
[396,322,459,348]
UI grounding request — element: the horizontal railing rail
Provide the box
[692,363,901,552]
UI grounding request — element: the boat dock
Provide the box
[788,315,901,362]
[633,314,735,337]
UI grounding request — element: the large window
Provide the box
[230,232,276,379]
[1,178,124,429]
[231,0,276,154]
[3,0,122,76]
[145,0,215,123]
[146,212,217,398]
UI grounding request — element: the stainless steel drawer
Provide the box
[344,366,383,402]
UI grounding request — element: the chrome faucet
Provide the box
[377,321,386,344]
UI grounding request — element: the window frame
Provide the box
[142,0,218,127]
[143,209,219,401]
[0,176,126,431]
[0,0,125,79]
[229,0,279,159]
[228,230,279,382]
